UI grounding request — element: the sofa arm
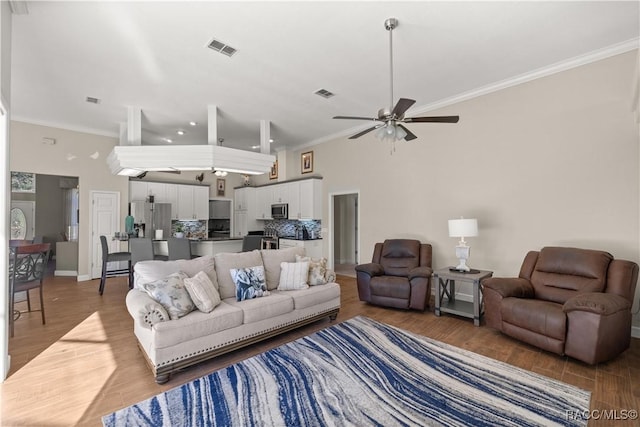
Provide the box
[482,277,534,298]
[408,266,433,280]
[354,263,384,277]
[126,289,170,329]
[564,292,631,316]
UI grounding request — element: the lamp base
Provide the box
[449,267,481,274]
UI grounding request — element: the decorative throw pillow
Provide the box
[230,265,270,301]
[141,271,194,320]
[278,261,310,291]
[184,270,221,313]
[296,254,329,285]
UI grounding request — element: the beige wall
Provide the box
[290,51,640,315]
[9,121,129,279]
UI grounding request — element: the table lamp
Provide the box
[448,218,478,272]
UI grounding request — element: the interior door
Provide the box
[90,191,120,279]
[10,201,35,240]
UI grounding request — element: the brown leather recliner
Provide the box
[483,246,638,364]
[355,239,433,311]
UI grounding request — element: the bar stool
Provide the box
[99,235,133,295]
[167,237,194,260]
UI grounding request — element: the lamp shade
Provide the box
[448,218,478,238]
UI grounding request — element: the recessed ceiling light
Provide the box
[164,138,173,143]
[177,130,185,136]
[251,145,260,150]
[189,121,197,126]
[269,139,274,143]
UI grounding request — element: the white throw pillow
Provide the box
[184,270,221,313]
[141,271,194,320]
[296,254,329,285]
[278,261,310,291]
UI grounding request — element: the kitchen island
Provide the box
[152,237,243,258]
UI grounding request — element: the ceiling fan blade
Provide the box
[405,115,460,123]
[397,124,417,141]
[333,116,379,121]
[348,126,379,139]
[391,98,416,118]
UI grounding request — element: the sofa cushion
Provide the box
[135,255,218,291]
[278,261,309,291]
[152,301,243,349]
[501,298,566,341]
[230,265,270,301]
[370,276,410,299]
[296,254,328,285]
[225,293,294,324]
[184,271,221,313]
[142,271,194,320]
[273,282,340,310]
[215,250,264,299]
[261,247,305,290]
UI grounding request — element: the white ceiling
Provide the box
[9,1,640,153]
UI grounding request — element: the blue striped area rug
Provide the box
[103,316,590,426]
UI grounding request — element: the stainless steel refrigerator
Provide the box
[130,202,172,239]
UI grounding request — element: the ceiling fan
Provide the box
[333,18,459,143]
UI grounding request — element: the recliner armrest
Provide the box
[482,277,534,298]
[408,266,433,280]
[355,263,384,277]
[563,292,631,316]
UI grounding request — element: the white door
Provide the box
[90,191,120,279]
[10,201,35,240]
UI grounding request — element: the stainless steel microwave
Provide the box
[271,203,288,219]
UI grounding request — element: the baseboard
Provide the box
[77,274,91,282]
[54,270,77,277]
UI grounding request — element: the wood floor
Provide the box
[2,273,639,426]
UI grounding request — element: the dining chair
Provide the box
[167,237,193,260]
[99,235,133,295]
[9,243,51,337]
[129,238,155,267]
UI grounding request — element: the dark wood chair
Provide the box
[9,243,51,337]
[99,235,133,295]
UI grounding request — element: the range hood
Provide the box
[107,144,275,176]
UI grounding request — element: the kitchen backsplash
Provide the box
[264,219,321,238]
[172,220,207,239]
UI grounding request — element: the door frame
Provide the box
[327,190,360,270]
[89,190,120,280]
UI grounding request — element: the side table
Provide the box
[433,267,493,326]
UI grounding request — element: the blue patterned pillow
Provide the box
[230,265,270,301]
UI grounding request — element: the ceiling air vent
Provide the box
[207,38,237,57]
[86,96,101,104]
[314,89,335,99]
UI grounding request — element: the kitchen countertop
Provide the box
[150,237,242,242]
[278,236,323,241]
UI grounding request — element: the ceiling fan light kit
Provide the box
[333,18,460,148]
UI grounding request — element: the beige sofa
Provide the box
[125,247,341,383]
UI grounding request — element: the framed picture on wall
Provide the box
[217,178,225,197]
[270,160,278,180]
[301,151,313,174]
[11,171,36,193]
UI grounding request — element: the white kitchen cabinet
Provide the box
[165,184,179,219]
[271,183,289,204]
[255,186,271,220]
[193,186,209,219]
[279,238,323,259]
[234,211,248,237]
[287,179,322,220]
[177,184,209,219]
[147,182,167,201]
[130,181,148,201]
[234,187,254,211]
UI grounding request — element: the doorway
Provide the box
[330,192,359,277]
